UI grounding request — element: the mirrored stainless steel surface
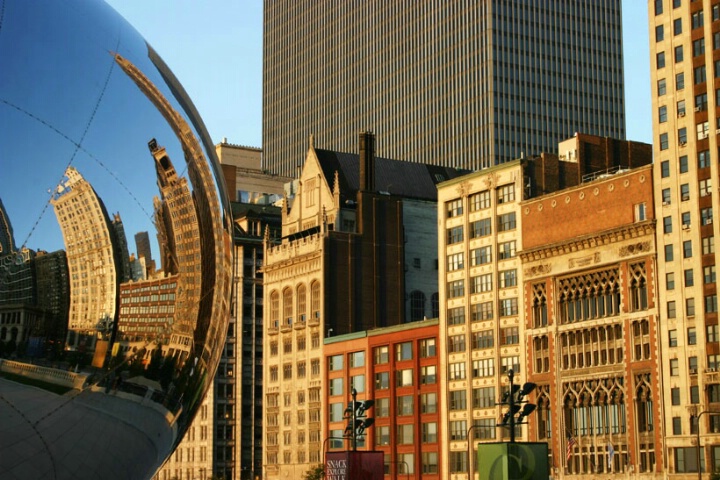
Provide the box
[0,1,233,478]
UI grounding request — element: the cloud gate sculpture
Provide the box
[0,1,233,478]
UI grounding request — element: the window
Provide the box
[662,188,671,204]
[660,133,669,151]
[695,65,707,84]
[635,202,647,222]
[706,294,718,313]
[679,127,688,145]
[471,246,492,265]
[471,273,493,293]
[670,358,679,376]
[449,451,467,474]
[449,390,467,410]
[678,99,686,116]
[470,218,492,238]
[685,269,694,286]
[297,361,306,379]
[701,179,713,197]
[448,334,466,353]
[696,92,708,111]
[693,10,705,28]
[705,265,717,284]
[422,452,438,474]
[396,342,412,361]
[499,298,518,316]
[668,300,677,319]
[703,236,715,254]
[688,327,697,346]
[708,325,719,342]
[420,365,437,384]
[671,387,681,405]
[375,372,389,390]
[680,155,689,173]
[497,184,515,204]
[702,207,713,225]
[446,198,463,218]
[447,252,464,271]
[715,4,720,21]
[421,392,437,413]
[681,183,690,201]
[665,244,674,262]
[449,420,467,440]
[498,241,516,259]
[674,17,683,35]
[698,122,710,140]
[675,45,684,63]
[472,358,495,377]
[682,212,691,227]
[673,417,683,435]
[497,212,516,231]
[329,378,343,396]
[447,306,466,325]
[676,73,684,90]
[447,280,465,298]
[715,31,720,49]
[349,351,365,368]
[661,160,670,177]
[656,24,664,41]
[473,418,497,440]
[422,422,438,443]
[328,355,343,371]
[397,395,414,416]
[469,191,491,211]
[446,226,463,244]
[471,302,493,321]
[396,368,413,386]
[657,51,666,68]
[667,272,675,289]
[311,359,320,377]
[449,362,466,380]
[664,216,673,233]
[472,330,494,349]
[397,424,414,444]
[687,297,696,316]
[376,398,389,417]
[499,269,517,288]
[473,387,496,408]
[658,78,667,96]
[699,150,711,168]
[376,426,390,446]
[669,329,678,347]
[420,338,436,357]
[694,38,705,57]
[374,346,389,364]
[683,240,693,258]
[659,105,667,123]
[329,403,343,422]
[501,326,519,345]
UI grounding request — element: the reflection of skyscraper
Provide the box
[110,213,131,284]
[50,166,117,349]
[34,249,69,343]
[0,198,16,255]
[150,139,200,358]
[134,231,155,274]
[115,53,231,371]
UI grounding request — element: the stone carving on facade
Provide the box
[525,264,552,278]
[456,180,470,197]
[568,252,600,268]
[619,241,652,257]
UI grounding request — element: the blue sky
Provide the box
[105,1,653,149]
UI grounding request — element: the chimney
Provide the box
[359,131,375,192]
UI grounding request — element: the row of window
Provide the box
[445,184,516,218]
[446,213,517,244]
[665,266,717,290]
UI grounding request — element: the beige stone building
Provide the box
[649,0,720,474]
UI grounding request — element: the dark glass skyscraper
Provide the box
[262,0,626,176]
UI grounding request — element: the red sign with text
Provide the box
[325,451,384,480]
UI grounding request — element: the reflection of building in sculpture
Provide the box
[50,166,118,350]
[34,249,70,344]
[115,52,231,374]
[262,132,465,479]
[0,198,15,255]
[117,274,178,357]
[111,213,131,284]
[134,230,156,276]
[150,140,200,359]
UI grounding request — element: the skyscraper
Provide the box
[649,0,720,473]
[262,0,626,176]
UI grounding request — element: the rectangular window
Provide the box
[692,10,705,29]
[396,424,414,444]
[446,226,463,244]
[376,397,389,417]
[375,372,389,389]
[660,133,669,150]
[668,300,677,319]
[676,73,684,90]
[684,240,693,258]
[708,325,719,343]
[449,362,466,380]
[659,105,668,123]
[705,265,717,284]
[669,329,678,347]
[329,377,343,396]
[421,392,437,413]
[471,302,493,321]
[679,127,687,145]
[473,386,496,408]
[420,365,437,384]
[499,298,518,316]
[703,236,715,254]
[661,160,670,177]
[702,207,713,225]
[664,216,673,233]
[700,179,713,197]
[374,346,389,364]
[678,99,686,116]
[472,330,494,349]
[498,241,517,259]
[675,45,684,63]
[687,297,696,316]
[497,184,515,204]
[665,244,674,262]
[328,355,343,371]
[375,426,390,446]
[396,342,412,361]
[656,24,664,41]
[694,38,705,57]
[449,390,467,410]
[470,218,492,238]
[659,78,667,96]
[471,273,493,293]
[447,280,465,298]
[685,269,694,286]
[696,92,708,111]
[469,191,491,211]
[446,252,464,271]
[667,272,675,289]
[447,306,466,325]
[396,368,413,387]
[470,246,492,265]
[674,17,683,35]
[421,422,438,443]
[350,351,365,368]
[472,358,495,378]
[448,334,466,353]
[501,326,519,345]
[670,358,679,376]
[698,122,710,140]
[699,150,711,168]
[397,395,414,416]
[499,269,517,288]
[420,338,436,357]
[662,188,671,204]
[706,294,718,313]
[695,65,707,84]
[688,327,697,346]
[657,51,666,68]
[497,212,516,232]
[681,184,690,201]
[446,198,463,218]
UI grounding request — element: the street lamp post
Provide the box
[692,410,718,480]
[388,460,410,480]
[466,423,481,480]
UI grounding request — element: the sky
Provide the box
[104,1,653,150]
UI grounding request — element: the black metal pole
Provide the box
[508,369,515,443]
[352,387,357,451]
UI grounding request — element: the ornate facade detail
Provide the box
[568,252,601,269]
[619,241,651,257]
[525,264,552,278]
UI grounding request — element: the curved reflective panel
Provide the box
[0,1,233,478]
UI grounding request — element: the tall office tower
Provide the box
[50,166,118,350]
[134,231,156,275]
[0,198,16,255]
[110,213,131,284]
[262,1,626,177]
[649,0,720,474]
[34,249,70,344]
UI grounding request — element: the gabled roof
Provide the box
[314,149,469,202]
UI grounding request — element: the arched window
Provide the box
[283,288,293,326]
[431,293,440,318]
[410,291,426,321]
[310,281,321,320]
[297,284,307,323]
[270,291,280,328]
